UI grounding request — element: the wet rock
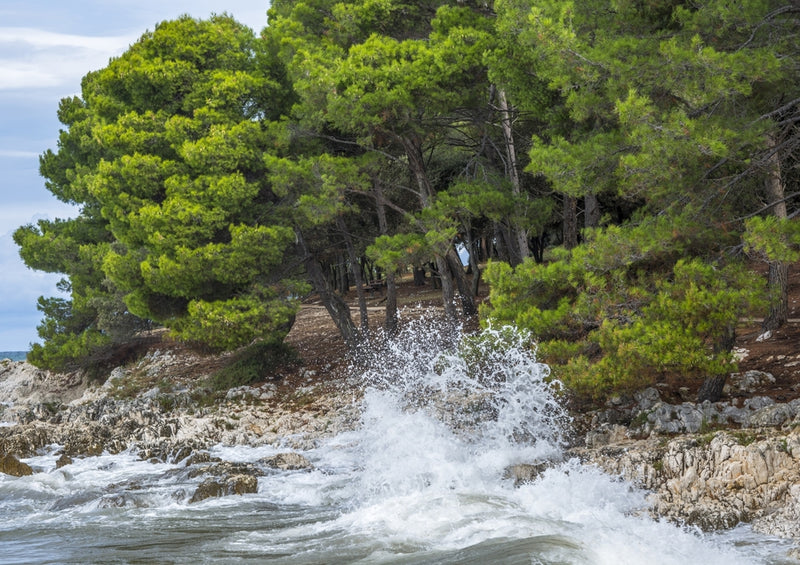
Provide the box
[581,429,800,536]
[504,462,551,486]
[183,451,221,467]
[188,461,263,480]
[0,453,33,476]
[262,452,312,471]
[0,423,53,457]
[189,475,258,503]
[55,453,73,468]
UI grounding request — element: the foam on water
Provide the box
[0,321,795,563]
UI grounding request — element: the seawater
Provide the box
[0,324,795,564]
[0,351,26,362]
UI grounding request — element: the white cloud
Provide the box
[0,27,136,91]
[0,27,134,50]
[0,149,40,158]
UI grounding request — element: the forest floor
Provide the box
[280,263,800,410]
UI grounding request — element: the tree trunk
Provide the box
[764,261,789,331]
[493,221,511,264]
[435,254,458,321]
[446,248,477,317]
[585,193,601,229]
[530,233,546,263]
[697,375,727,403]
[401,133,458,323]
[401,135,434,206]
[296,230,361,349]
[373,180,398,337]
[337,216,369,337]
[763,133,789,331]
[384,270,398,337]
[563,195,579,250]
[497,87,529,262]
[463,226,482,298]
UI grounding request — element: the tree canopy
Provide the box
[16,2,800,401]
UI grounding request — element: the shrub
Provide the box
[208,340,298,391]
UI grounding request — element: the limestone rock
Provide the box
[504,462,551,486]
[728,370,775,394]
[189,474,258,503]
[56,453,73,468]
[585,423,628,448]
[746,403,797,428]
[188,461,263,480]
[579,429,800,536]
[0,453,33,476]
[262,452,313,471]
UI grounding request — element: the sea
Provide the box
[0,351,26,362]
[0,325,796,564]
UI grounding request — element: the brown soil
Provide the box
[281,272,458,394]
[282,264,800,407]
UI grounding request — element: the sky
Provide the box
[0,1,271,350]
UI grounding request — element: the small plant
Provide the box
[157,395,176,412]
[629,410,650,429]
[731,431,757,446]
[698,415,725,435]
[696,432,717,447]
[208,341,298,391]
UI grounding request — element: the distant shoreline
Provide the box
[0,352,27,362]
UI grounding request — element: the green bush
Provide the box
[208,341,299,391]
[484,218,765,401]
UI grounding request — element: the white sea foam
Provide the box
[0,322,794,563]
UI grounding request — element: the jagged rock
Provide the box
[504,462,551,485]
[0,423,53,458]
[746,403,797,428]
[56,453,73,468]
[189,475,258,503]
[585,423,629,448]
[646,401,705,434]
[188,461,263,480]
[634,387,661,411]
[727,370,775,395]
[182,451,221,467]
[0,453,33,476]
[579,429,800,535]
[262,452,313,471]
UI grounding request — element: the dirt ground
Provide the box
[729,263,800,403]
[282,264,800,406]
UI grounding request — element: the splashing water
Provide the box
[0,320,794,564]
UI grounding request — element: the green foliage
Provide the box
[744,216,800,263]
[26,299,111,371]
[484,218,765,399]
[16,0,798,398]
[208,341,299,391]
[17,15,306,367]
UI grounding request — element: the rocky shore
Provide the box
[571,372,800,540]
[3,349,800,546]
[0,351,360,504]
